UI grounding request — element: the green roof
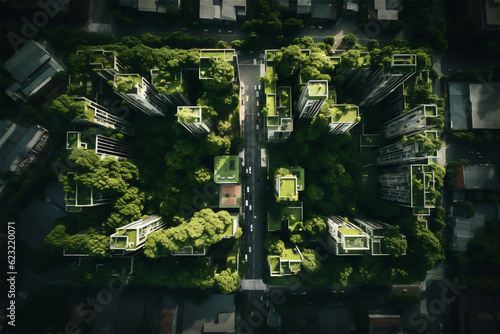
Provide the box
[281,248,302,261]
[279,177,298,200]
[214,155,240,183]
[266,95,276,116]
[177,107,201,124]
[284,207,303,232]
[67,132,80,149]
[289,167,305,191]
[321,103,359,123]
[308,82,327,97]
[115,75,143,93]
[89,50,115,69]
[339,228,365,236]
[200,49,235,61]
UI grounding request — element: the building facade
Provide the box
[177,106,214,136]
[375,130,439,165]
[110,215,166,253]
[383,104,438,139]
[296,80,328,118]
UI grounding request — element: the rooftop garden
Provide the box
[115,75,142,94]
[411,165,425,207]
[344,235,368,249]
[281,247,302,261]
[199,58,212,78]
[279,118,293,131]
[226,248,238,272]
[66,132,80,149]
[278,87,290,108]
[89,50,115,69]
[283,206,303,232]
[267,116,279,126]
[289,167,305,191]
[151,70,184,94]
[214,155,240,183]
[177,107,201,124]
[279,177,298,200]
[266,95,276,116]
[321,103,359,123]
[308,81,327,97]
[200,49,235,61]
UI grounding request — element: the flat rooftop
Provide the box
[214,155,240,183]
[469,83,500,129]
[308,81,328,97]
[177,106,202,124]
[279,177,298,199]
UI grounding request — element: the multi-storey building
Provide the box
[109,215,166,254]
[150,69,192,109]
[0,119,50,177]
[72,97,134,136]
[64,172,113,212]
[95,135,132,160]
[327,216,371,255]
[113,74,168,116]
[82,49,128,81]
[325,104,360,134]
[296,80,328,118]
[375,130,439,166]
[357,54,417,106]
[4,40,65,101]
[274,167,305,202]
[214,155,242,208]
[352,217,406,256]
[199,49,239,85]
[267,246,303,277]
[378,164,436,212]
[383,104,438,139]
[177,106,214,136]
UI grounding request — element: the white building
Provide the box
[177,106,214,136]
[110,215,166,253]
[297,80,328,119]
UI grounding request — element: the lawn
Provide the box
[326,104,359,123]
[278,87,290,108]
[267,95,276,116]
[115,75,142,93]
[279,178,297,198]
[226,248,238,271]
[177,107,201,124]
[201,50,234,61]
[214,155,239,183]
[284,207,303,232]
[281,248,302,261]
[308,81,327,96]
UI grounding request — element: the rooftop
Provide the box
[308,81,328,98]
[219,184,242,208]
[321,103,359,123]
[214,155,240,183]
[278,177,298,200]
[151,70,184,94]
[177,106,202,124]
[114,75,143,94]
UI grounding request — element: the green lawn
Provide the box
[284,207,302,231]
[177,107,200,124]
[278,87,290,107]
[115,75,142,93]
[227,248,238,271]
[214,155,240,183]
[267,95,276,116]
[324,104,358,123]
[201,50,234,61]
[289,168,305,191]
[281,248,302,261]
[308,82,327,96]
[279,178,297,198]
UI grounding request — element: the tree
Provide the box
[301,249,321,273]
[283,18,304,35]
[205,133,231,155]
[203,59,234,91]
[367,39,379,51]
[323,36,335,47]
[45,225,69,250]
[383,229,407,257]
[191,165,212,185]
[216,270,241,293]
[341,33,358,47]
[264,235,285,255]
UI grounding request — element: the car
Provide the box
[399,289,408,293]
[256,124,259,130]
[249,205,252,211]
[247,186,250,193]
[254,216,257,219]
[249,247,252,253]
[245,254,248,262]
[245,200,248,206]
[249,167,252,174]
[246,168,248,173]
[256,91,260,98]
[250,224,253,231]
[242,100,244,105]
[257,112,260,117]
[254,85,257,91]
[258,85,261,90]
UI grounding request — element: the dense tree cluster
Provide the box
[144,209,233,258]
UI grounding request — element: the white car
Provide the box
[245,254,248,262]
[249,247,252,253]
[247,186,250,193]
[250,224,253,232]
[249,167,252,174]
[249,205,252,211]
[256,91,260,98]
[254,85,257,90]
[245,200,248,207]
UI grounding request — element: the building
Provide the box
[325,104,360,134]
[358,54,417,106]
[177,106,214,136]
[274,167,305,202]
[199,0,246,24]
[352,217,406,256]
[4,40,65,101]
[371,0,403,21]
[368,311,403,334]
[0,119,50,177]
[449,82,500,130]
[72,97,135,136]
[454,165,498,190]
[81,49,128,81]
[268,202,303,231]
[377,164,436,212]
[327,216,370,255]
[63,172,113,212]
[95,135,132,160]
[375,130,439,166]
[470,0,500,35]
[214,156,241,208]
[150,69,192,108]
[199,49,239,84]
[118,0,180,13]
[109,215,166,253]
[296,80,328,118]
[113,74,168,116]
[343,0,359,15]
[268,246,303,276]
[383,104,438,139]
[181,294,235,334]
[451,214,485,253]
